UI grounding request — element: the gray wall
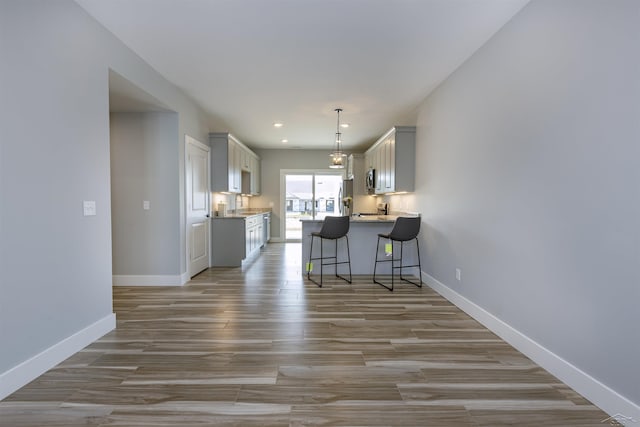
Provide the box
[0,0,212,378]
[110,112,180,276]
[411,0,639,406]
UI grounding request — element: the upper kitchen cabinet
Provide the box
[346,154,354,180]
[347,153,368,196]
[210,132,261,195]
[364,126,415,194]
[240,150,261,195]
[250,155,260,195]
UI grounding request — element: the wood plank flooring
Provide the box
[1,243,609,426]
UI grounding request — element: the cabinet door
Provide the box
[385,136,395,192]
[228,142,236,192]
[380,143,385,193]
[246,223,252,256]
[346,154,354,179]
[242,148,251,171]
[364,152,371,192]
[375,145,383,193]
[251,156,261,195]
[257,223,263,247]
[228,142,241,193]
[234,146,242,192]
[227,142,233,191]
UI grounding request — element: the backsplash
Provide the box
[382,193,417,215]
[212,193,252,215]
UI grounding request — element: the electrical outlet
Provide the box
[83,200,96,216]
[143,200,150,210]
[455,268,462,281]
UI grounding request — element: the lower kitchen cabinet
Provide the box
[211,214,265,267]
[245,215,263,257]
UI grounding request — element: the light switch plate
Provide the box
[143,200,150,210]
[83,200,96,216]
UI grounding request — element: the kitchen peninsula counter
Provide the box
[300,215,420,276]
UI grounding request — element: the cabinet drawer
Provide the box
[245,215,260,228]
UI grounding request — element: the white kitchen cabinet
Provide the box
[245,214,263,257]
[347,154,367,196]
[210,132,260,194]
[384,134,395,193]
[250,155,260,195]
[375,143,383,193]
[229,140,241,193]
[346,154,354,180]
[364,126,415,194]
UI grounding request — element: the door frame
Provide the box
[279,169,345,242]
[185,135,211,278]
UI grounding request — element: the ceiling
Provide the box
[77,0,529,151]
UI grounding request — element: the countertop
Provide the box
[301,215,413,224]
[213,208,272,219]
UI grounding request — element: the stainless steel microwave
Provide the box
[365,168,375,194]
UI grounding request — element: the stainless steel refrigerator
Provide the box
[339,179,354,216]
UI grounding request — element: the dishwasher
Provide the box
[262,213,271,246]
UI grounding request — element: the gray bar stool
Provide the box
[307,216,352,287]
[373,216,422,291]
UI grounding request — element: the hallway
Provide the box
[1,244,608,426]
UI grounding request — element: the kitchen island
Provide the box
[300,215,421,276]
[211,208,271,266]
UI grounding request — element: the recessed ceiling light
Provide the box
[273,122,284,128]
[341,123,350,128]
[281,139,288,143]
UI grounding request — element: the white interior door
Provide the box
[186,136,210,277]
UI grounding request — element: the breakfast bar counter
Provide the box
[300,215,420,276]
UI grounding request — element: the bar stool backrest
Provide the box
[389,217,421,241]
[318,216,350,239]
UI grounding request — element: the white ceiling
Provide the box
[77,0,529,151]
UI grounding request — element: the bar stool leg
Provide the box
[308,234,324,288]
[334,238,339,278]
[373,235,380,282]
[398,238,422,288]
[415,237,422,287]
[344,235,352,283]
[307,235,314,282]
[320,237,324,286]
[373,236,393,292]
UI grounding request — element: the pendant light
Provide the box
[329,108,347,168]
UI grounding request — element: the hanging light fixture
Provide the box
[329,108,347,169]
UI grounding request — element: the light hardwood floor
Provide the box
[1,243,609,426]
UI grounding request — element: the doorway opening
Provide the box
[281,171,344,241]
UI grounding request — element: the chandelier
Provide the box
[329,108,347,168]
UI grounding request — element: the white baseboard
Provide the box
[180,271,190,285]
[112,275,185,286]
[422,272,640,422]
[0,313,116,400]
